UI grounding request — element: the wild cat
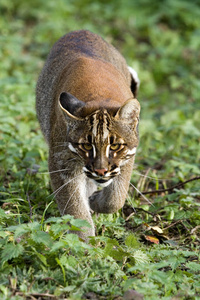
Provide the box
[36,30,140,240]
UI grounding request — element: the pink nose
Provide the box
[94,168,108,176]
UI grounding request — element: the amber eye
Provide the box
[82,143,93,151]
[110,144,121,151]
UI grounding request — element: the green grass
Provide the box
[0,0,200,299]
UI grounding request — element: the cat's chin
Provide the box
[93,178,113,187]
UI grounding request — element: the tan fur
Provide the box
[36,30,140,240]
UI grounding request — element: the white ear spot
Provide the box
[128,66,140,89]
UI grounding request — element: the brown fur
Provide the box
[36,30,140,240]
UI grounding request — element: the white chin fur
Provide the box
[94,179,113,187]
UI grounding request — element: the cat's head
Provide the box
[59,92,140,186]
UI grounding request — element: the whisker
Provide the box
[39,168,70,175]
[52,142,68,148]
[121,183,136,212]
[133,170,171,182]
[118,177,136,212]
[53,141,68,144]
[126,197,136,213]
[63,158,81,165]
[119,175,154,207]
[49,182,68,199]
[49,172,84,198]
[52,145,68,149]
[129,181,154,207]
[115,181,123,208]
[38,158,77,175]
[62,185,80,215]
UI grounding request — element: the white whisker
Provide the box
[51,183,68,199]
[129,181,154,207]
[62,185,80,215]
[118,178,136,212]
[49,172,84,198]
[115,181,123,208]
[52,145,66,149]
[133,170,170,181]
[119,175,154,207]
[39,168,70,175]
[49,182,68,199]
[52,142,68,148]
[39,158,77,175]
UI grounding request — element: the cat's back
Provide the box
[37,30,130,92]
[36,30,132,142]
[46,30,128,71]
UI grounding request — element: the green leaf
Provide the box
[168,255,186,271]
[59,255,78,273]
[27,222,41,231]
[45,217,63,223]
[61,215,74,222]
[64,233,80,243]
[70,218,91,229]
[0,231,7,238]
[56,257,66,284]
[104,239,128,261]
[1,243,24,264]
[50,223,70,236]
[125,234,140,249]
[14,224,31,239]
[0,208,8,220]
[50,241,66,253]
[185,262,200,273]
[31,231,53,248]
[33,250,48,267]
[132,250,150,265]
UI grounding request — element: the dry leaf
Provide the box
[144,235,159,244]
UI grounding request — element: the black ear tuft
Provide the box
[59,92,86,117]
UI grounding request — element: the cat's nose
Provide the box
[94,168,108,176]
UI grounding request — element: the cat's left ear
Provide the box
[59,92,85,120]
[115,98,140,124]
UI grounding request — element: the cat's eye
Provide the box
[110,144,122,151]
[82,143,93,151]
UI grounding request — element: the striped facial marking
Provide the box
[91,110,110,143]
[67,109,138,186]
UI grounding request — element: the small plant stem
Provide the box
[142,176,200,195]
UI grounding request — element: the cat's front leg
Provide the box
[89,157,135,213]
[49,161,95,240]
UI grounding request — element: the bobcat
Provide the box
[36,30,140,240]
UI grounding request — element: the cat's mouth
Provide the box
[83,166,120,186]
[95,178,109,183]
[84,172,112,182]
[93,178,113,187]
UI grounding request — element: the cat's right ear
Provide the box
[115,98,140,123]
[59,92,85,120]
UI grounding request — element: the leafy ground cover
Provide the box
[0,0,200,299]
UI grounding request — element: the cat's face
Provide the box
[59,92,140,187]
